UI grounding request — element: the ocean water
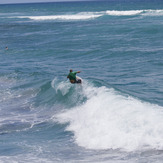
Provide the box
[0,0,163,162]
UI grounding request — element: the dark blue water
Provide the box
[0,1,163,162]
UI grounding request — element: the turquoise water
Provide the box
[0,1,163,162]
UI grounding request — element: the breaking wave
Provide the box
[53,80,163,151]
[106,10,143,16]
[17,14,102,20]
[9,9,163,21]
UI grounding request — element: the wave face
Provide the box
[54,81,163,151]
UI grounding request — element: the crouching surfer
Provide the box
[67,69,82,84]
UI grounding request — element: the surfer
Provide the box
[67,69,82,84]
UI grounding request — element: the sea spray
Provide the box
[51,78,86,107]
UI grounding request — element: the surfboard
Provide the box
[76,76,82,84]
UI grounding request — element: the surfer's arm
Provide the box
[77,71,81,73]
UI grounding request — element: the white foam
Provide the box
[143,9,163,16]
[105,9,163,16]
[19,14,102,20]
[55,83,163,151]
[106,10,143,16]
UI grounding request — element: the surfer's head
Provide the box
[70,69,73,72]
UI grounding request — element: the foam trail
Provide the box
[54,83,163,151]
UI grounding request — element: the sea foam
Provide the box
[19,14,102,20]
[55,82,163,151]
[143,9,163,16]
[106,10,143,16]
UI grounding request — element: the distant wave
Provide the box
[18,14,102,20]
[106,9,163,16]
[142,9,163,16]
[11,9,163,21]
[106,10,143,16]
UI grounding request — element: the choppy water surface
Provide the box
[0,1,163,162]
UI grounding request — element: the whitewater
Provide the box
[53,79,163,151]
